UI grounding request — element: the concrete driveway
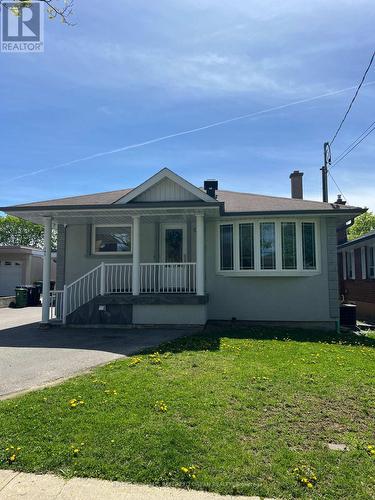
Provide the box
[0,307,197,399]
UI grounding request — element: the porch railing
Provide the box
[105,263,132,294]
[51,262,196,324]
[140,263,196,293]
[49,290,64,321]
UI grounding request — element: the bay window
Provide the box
[220,224,234,270]
[260,222,276,270]
[219,219,318,274]
[302,222,316,270]
[281,222,297,270]
[239,223,254,270]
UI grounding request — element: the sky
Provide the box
[0,0,374,210]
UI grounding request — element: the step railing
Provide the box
[51,262,197,324]
[140,263,196,293]
[49,290,64,321]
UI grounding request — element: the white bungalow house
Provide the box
[1,168,363,329]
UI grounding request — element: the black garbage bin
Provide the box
[340,303,357,328]
[17,285,41,306]
[15,287,28,308]
[34,280,43,293]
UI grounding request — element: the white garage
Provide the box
[0,246,56,298]
[0,260,23,296]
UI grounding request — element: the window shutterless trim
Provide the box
[217,219,320,276]
[91,224,133,255]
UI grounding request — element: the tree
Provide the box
[0,215,57,250]
[0,0,74,25]
[348,211,375,241]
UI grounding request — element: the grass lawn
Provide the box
[0,327,374,499]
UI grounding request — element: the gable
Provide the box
[132,177,200,202]
[115,167,216,204]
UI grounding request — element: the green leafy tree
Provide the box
[348,211,375,241]
[0,215,57,250]
[0,0,74,25]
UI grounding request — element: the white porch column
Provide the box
[41,216,52,324]
[132,215,140,295]
[196,214,205,296]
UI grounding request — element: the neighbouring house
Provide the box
[0,246,56,297]
[0,168,364,329]
[338,230,375,322]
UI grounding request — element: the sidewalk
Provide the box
[0,471,275,499]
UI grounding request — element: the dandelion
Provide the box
[180,465,198,480]
[4,445,21,464]
[129,357,142,367]
[292,465,317,489]
[149,352,162,365]
[154,400,168,413]
[367,444,375,456]
[69,398,85,408]
[104,389,118,396]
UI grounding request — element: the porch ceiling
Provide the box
[6,206,220,226]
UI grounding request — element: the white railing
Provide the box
[64,264,102,320]
[140,263,196,293]
[49,290,64,321]
[105,263,132,294]
[50,261,197,323]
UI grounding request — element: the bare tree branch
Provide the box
[0,0,75,26]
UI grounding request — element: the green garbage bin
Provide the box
[15,287,28,308]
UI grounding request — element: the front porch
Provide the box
[46,211,209,325]
[49,261,202,324]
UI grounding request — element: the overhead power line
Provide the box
[330,121,375,168]
[328,170,346,201]
[330,50,375,146]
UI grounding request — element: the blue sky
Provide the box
[0,0,374,210]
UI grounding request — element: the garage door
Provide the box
[0,261,23,296]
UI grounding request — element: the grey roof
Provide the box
[2,187,363,215]
[14,188,133,207]
[338,229,375,249]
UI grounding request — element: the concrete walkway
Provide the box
[0,471,269,499]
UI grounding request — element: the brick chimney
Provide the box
[289,171,303,199]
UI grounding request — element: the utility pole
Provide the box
[321,142,330,202]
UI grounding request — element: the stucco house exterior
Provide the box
[1,168,363,329]
[338,230,375,322]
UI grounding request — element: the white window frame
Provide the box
[368,245,375,279]
[361,247,367,280]
[217,218,320,277]
[343,250,355,280]
[92,224,133,255]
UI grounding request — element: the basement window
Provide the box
[92,225,132,254]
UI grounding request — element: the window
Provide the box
[220,224,234,270]
[93,225,132,254]
[302,222,316,270]
[260,222,276,270]
[281,222,297,270]
[239,223,254,270]
[345,250,355,279]
[218,220,318,275]
[368,246,375,279]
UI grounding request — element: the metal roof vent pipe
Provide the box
[204,179,218,199]
[289,171,304,199]
[335,194,346,205]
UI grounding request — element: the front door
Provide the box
[160,224,187,291]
